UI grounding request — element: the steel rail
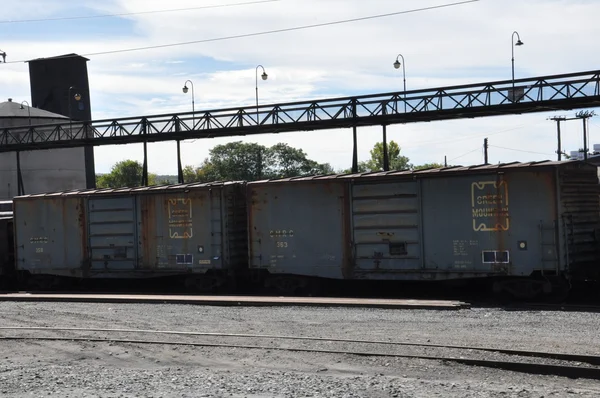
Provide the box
[1,69,599,152]
[0,335,598,380]
[1,326,598,366]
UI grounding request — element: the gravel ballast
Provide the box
[0,302,599,397]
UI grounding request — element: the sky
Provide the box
[1,0,600,174]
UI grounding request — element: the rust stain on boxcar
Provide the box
[78,198,89,277]
[341,182,353,279]
[494,173,506,260]
[248,187,261,265]
[140,195,158,269]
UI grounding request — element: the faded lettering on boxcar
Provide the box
[471,181,510,232]
[168,198,193,239]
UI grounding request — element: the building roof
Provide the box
[14,181,244,199]
[27,53,90,63]
[249,159,597,184]
[0,99,69,119]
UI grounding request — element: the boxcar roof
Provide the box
[250,159,597,184]
[13,180,244,199]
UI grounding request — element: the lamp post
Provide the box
[393,54,407,112]
[19,101,31,127]
[16,100,30,196]
[255,65,268,127]
[178,80,196,185]
[511,31,524,100]
[182,79,195,128]
[68,86,82,136]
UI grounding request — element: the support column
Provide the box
[351,125,358,173]
[583,117,588,161]
[557,119,562,161]
[142,141,148,186]
[382,124,389,171]
[16,151,24,196]
[351,99,358,173]
[484,138,489,165]
[84,145,96,189]
[177,139,184,184]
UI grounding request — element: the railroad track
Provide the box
[1,326,598,381]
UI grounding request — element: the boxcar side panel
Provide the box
[421,171,558,278]
[137,189,224,273]
[14,197,85,276]
[248,181,347,279]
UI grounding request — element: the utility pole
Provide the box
[550,116,566,161]
[577,111,594,161]
[444,155,447,167]
[552,111,596,160]
[483,138,489,165]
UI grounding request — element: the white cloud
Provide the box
[0,0,599,174]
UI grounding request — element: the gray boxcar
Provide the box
[13,182,247,290]
[247,160,600,297]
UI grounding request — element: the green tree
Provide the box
[366,141,411,171]
[184,141,333,182]
[267,143,334,178]
[341,141,411,173]
[96,160,157,188]
[182,160,220,183]
[208,141,273,181]
[413,162,446,170]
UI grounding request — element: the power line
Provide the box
[403,121,544,149]
[448,147,480,162]
[1,0,479,64]
[489,145,553,156]
[0,0,280,24]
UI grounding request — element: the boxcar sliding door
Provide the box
[87,196,137,271]
[351,180,422,275]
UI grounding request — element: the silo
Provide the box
[27,53,95,188]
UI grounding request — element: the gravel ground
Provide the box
[0,302,599,397]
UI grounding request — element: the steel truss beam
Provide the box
[1,70,600,153]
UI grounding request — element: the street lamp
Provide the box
[393,54,407,112]
[182,79,195,128]
[511,31,524,100]
[17,100,30,196]
[255,65,268,127]
[68,86,82,136]
[19,100,31,127]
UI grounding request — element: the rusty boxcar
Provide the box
[13,182,247,291]
[247,160,600,299]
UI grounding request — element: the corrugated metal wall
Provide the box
[351,181,421,272]
[223,184,249,271]
[88,197,137,270]
[558,164,600,278]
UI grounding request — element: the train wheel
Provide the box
[267,276,304,296]
[184,275,220,294]
[492,278,549,301]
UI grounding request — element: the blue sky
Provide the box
[1,0,600,174]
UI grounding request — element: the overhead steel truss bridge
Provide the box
[3,69,600,183]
